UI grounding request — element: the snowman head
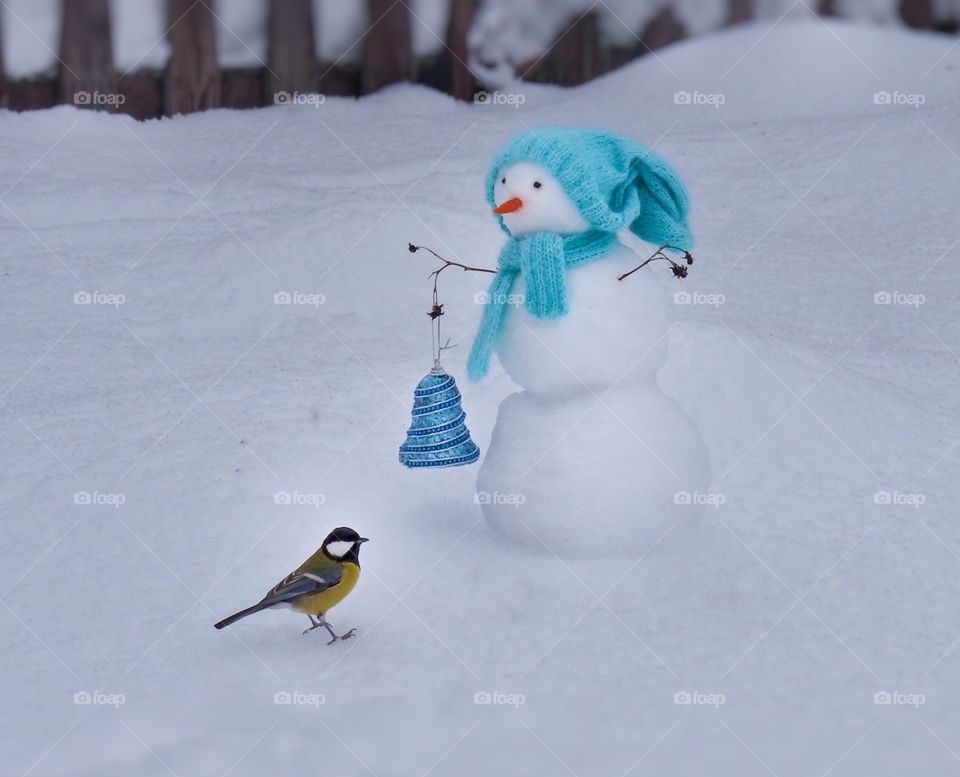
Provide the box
[486,128,694,250]
[492,161,590,236]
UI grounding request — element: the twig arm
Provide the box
[618,244,694,281]
[408,243,496,279]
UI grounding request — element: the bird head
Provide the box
[322,527,369,563]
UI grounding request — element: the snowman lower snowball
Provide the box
[468,128,710,556]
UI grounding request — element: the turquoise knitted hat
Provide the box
[485,127,694,250]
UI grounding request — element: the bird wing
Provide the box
[258,565,343,607]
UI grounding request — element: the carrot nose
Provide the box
[493,197,523,214]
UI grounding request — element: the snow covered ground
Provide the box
[2,17,960,776]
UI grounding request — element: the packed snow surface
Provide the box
[2,19,960,777]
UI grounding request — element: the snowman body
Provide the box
[494,246,668,396]
[476,162,710,555]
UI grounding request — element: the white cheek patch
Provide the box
[325,540,354,558]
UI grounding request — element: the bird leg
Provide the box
[322,619,357,646]
[302,613,356,644]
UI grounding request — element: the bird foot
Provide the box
[326,628,357,646]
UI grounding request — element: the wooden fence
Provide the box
[0,0,954,120]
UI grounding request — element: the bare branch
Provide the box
[618,244,694,281]
[408,243,496,282]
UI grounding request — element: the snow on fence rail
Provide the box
[0,0,955,119]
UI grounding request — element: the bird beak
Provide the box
[358,537,369,543]
[493,197,523,214]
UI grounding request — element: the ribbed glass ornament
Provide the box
[399,362,480,468]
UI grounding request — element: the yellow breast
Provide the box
[292,562,360,615]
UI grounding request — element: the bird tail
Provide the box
[214,602,269,630]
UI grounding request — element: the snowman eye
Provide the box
[501,177,506,184]
[533,181,542,189]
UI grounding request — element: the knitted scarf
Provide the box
[466,230,618,381]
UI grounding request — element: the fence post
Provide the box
[267,0,318,103]
[727,0,753,24]
[0,12,6,109]
[900,0,933,27]
[445,0,478,101]
[519,11,602,85]
[362,0,414,94]
[640,8,685,52]
[165,0,221,114]
[543,12,601,86]
[59,0,116,110]
[555,11,601,85]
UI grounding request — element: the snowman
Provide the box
[467,127,710,556]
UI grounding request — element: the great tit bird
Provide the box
[214,527,368,644]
